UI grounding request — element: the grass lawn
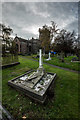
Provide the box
[2,55,19,66]
[2,56,79,119]
[24,54,80,71]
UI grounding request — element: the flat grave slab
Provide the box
[8,70,56,103]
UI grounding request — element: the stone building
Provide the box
[14,36,41,55]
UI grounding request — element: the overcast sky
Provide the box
[2,2,78,39]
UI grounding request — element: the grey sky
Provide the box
[2,2,78,39]
[1,0,79,2]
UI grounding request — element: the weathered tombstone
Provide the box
[8,49,56,103]
[49,52,51,60]
[59,52,64,62]
[45,52,51,61]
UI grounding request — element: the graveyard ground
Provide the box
[2,56,79,119]
[23,55,79,71]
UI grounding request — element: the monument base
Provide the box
[8,49,57,103]
[8,70,56,103]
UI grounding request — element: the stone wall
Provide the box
[20,42,27,55]
[14,36,41,55]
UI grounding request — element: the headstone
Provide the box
[49,52,51,60]
[45,52,51,61]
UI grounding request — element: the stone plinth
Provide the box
[8,70,56,103]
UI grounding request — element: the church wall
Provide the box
[20,42,27,55]
[14,37,41,55]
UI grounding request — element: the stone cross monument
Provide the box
[39,49,43,68]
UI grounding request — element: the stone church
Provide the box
[14,36,41,55]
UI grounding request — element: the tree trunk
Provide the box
[64,52,67,57]
[61,51,64,62]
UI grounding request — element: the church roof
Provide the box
[14,36,40,43]
[15,36,28,42]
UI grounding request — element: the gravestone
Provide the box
[49,52,51,60]
[8,49,56,103]
[45,52,51,61]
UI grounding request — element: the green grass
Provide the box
[2,55,19,66]
[44,56,79,71]
[24,55,79,71]
[2,56,79,119]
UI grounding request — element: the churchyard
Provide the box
[1,23,79,119]
[1,23,79,120]
[22,54,79,71]
[1,2,79,119]
[2,55,79,119]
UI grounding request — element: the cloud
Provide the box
[24,2,50,18]
[22,25,40,35]
[2,0,79,2]
[65,20,78,33]
[2,2,78,39]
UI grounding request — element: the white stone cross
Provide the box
[45,52,51,61]
[39,49,43,68]
[49,52,51,60]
